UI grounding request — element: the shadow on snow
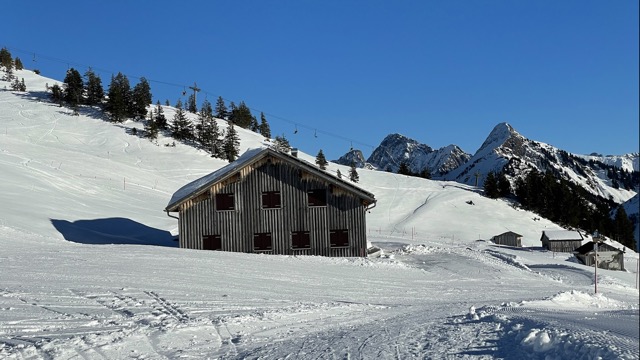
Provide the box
[51,217,176,247]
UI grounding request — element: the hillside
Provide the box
[0,69,638,359]
[444,123,637,204]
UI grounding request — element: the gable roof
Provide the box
[494,231,522,238]
[574,240,624,254]
[541,230,584,241]
[166,147,376,212]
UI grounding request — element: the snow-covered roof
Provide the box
[574,240,625,254]
[542,230,583,241]
[166,147,376,212]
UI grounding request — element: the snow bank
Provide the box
[520,290,634,310]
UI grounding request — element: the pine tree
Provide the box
[484,171,499,198]
[273,134,291,153]
[106,72,132,122]
[614,206,636,250]
[349,161,359,183]
[214,96,228,119]
[131,77,152,119]
[198,99,224,158]
[186,93,197,113]
[0,47,12,70]
[84,69,104,106]
[144,116,159,142]
[259,112,271,138]
[223,123,240,161]
[249,115,259,132]
[153,101,167,129]
[498,173,511,197]
[419,168,431,179]
[14,57,23,70]
[227,101,237,123]
[397,161,411,175]
[315,149,328,170]
[196,99,214,149]
[230,101,253,128]
[63,68,84,107]
[165,99,170,106]
[11,77,26,91]
[336,169,342,179]
[171,99,193,140]
[50,84,63,105]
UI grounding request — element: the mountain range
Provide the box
[338,123,638,207]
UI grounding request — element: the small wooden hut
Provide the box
[574,241,625,271]
[490,231,522,247]
[540,230,583,252]
[166,147,376,257]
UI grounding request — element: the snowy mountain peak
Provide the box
[333,149,373,169]
[364,133,469,175]
[476,122,523,157]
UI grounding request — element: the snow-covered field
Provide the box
[1,70,638,359]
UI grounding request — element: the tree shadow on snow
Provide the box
[51,218,177,247]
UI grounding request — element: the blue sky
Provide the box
[3,1,638,160]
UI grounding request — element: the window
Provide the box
[330,229,349,247]
[261,191,281,209]
[253,232,272,251]
[291,231,310,249]
[203,235,222,250]
[215,193,235,211]
[308,189,327,207]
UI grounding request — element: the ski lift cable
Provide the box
[3,44,376,152]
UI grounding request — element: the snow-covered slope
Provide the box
[364,133,471,176]
[445,123,637,204]
[579,153,639,173]
[1,69,638,359]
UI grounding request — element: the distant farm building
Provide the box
[490,231,522,247]
[574,241,625,271]
[166,147,376,257]
[540,230,584,252]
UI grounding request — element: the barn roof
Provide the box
[574,240,624,254]
[541,230,584,241]
[166,147,376,212]
[495,231,522,237]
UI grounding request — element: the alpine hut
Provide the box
[540,230,584,252]
[574,240,625,271]
[490,231,523,247]
[165,147,376,257]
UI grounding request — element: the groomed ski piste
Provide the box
[1,70,638,359]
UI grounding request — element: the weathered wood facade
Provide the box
[490,231,522,247]
[574,241,625,271]
[540,230,583,252]
[166,148,376,257]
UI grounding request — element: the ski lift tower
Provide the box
[189,82,201,105]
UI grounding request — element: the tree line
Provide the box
[484,168,637,251]
[0,47,26,91]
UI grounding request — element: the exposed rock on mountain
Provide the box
[364,133,471,176]
[444,123,638,204]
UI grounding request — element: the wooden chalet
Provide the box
[574,241,625,271]
[490,231,522,247]
[165,147,376,257]
[540,230,584,252]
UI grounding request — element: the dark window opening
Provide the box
[254,232,272,251]
[292,231,311,249]
[330,229,349,247]
[308,189,327,207]
[261,191,281,209]
[215,193,235,211]
[203,234,222,250]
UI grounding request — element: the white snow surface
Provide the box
[0,70,639,359]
